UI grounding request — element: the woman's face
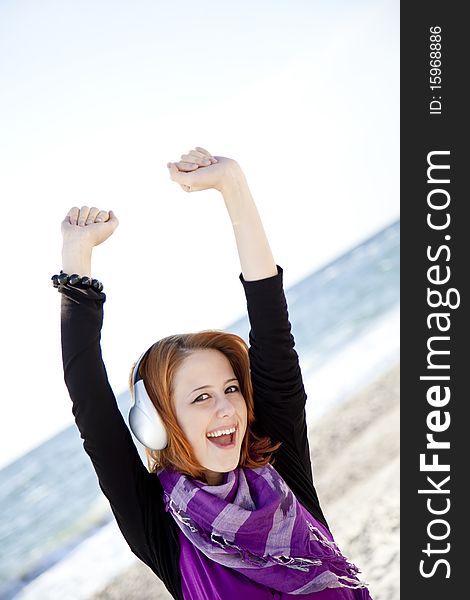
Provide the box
[172,348,247,485]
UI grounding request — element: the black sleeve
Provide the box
[239,265,329,529]
[59,285,182,599]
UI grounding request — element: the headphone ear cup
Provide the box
[129,379,168,450]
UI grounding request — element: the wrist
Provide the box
[220,169,256,227]
[61,241,93,277]
[217,162,247,196]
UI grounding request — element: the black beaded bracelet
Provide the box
[51,270,104,292]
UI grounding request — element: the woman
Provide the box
[55,147,372,599]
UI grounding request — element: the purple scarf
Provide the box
[158,464,369,595]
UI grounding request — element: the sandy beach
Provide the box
[92,363,400,600]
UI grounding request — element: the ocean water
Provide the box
[0,220,399,600]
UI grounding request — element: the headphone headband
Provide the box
[132,347,151,386]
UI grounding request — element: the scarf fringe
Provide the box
[168,497,198,533]
[211,532,321,572]
[307,521,364,581]
[211,532,266,566]
[336,574,370,589]
[307,522,344,557]
[271,555,323,572]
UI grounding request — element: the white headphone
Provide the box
[128,348,168,450]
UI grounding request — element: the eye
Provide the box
[192,393,210,404]
[226,385,239,394]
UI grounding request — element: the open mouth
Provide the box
[206,426,237,449]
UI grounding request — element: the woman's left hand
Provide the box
[167,147,242,194]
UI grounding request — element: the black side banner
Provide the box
[401,2,466,597]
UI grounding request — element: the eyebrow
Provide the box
[188,378,239,396]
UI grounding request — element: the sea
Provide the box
[0,220,399,600]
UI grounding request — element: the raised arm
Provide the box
[167,149,308,426]
[58,207,173,572]
[167,148,317,510]
[167,148,277,281]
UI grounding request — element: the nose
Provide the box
[214,393,236,419]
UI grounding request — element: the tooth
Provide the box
[207,427,236,439]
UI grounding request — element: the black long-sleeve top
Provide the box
[60,265,328,600]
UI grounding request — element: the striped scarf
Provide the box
[158,464,369,595]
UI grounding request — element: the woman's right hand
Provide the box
[61,206,119,248]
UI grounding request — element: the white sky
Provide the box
[0,0,399,469]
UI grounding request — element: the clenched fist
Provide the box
[61,206,119,249]
[167,147,242,193]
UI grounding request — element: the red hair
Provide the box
[129,330,280,481]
